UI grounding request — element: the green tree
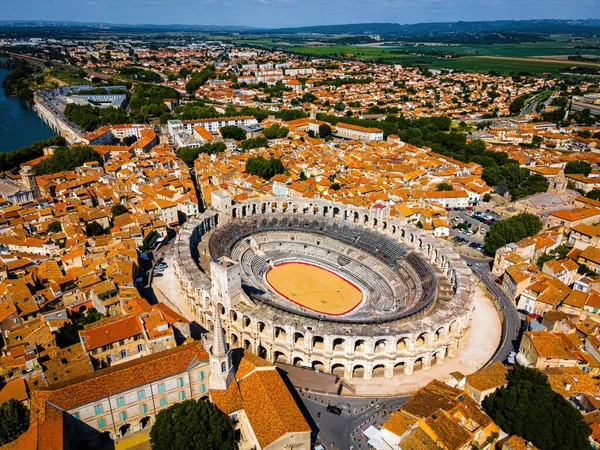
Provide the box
[111,204,128,217]
[484,366,591,450]
[318,124,332,139]
[330,183,341,191]
[86,222,106,237]
[483,193,492,202]
[0,399,29,445]
[299,171,307,181]
[33,146,102,175]
[436,182,453,191]
[219,126,246,141]
[47,221,62,233]
[263,124,289,139]
[150,399,233,450]
[565,161,592,177]
[245,157,284,180]
[484,213,543,255]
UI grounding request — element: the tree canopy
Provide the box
[484,212,543,255]
[0,399,29,445]
[436,182,453,191]
[150,399,234,450]
[0,135,66,172]
[262,124,289,139]
[484,366,591,450]
[245,156,285,180]
[219,126,246,141]
[33,146,102,175]
[176,142,226,166]
[186,65,216,94]
[64,103,131,131]
[565,160,592,177]
[111,204,128,217]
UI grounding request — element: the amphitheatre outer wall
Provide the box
[173,193,475,382]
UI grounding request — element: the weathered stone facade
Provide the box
[173,195,474,381]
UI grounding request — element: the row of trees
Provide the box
[0,135,66,172]
[484,212,543,254]
[33,146,103,175]
[262,124,289,139]
[240,137,269,151]
[245,156,284,180]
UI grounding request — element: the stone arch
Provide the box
[243,339,252,350]
[257,345,267,359]
[434,327,445,341]
[333,207,340,219]
[293,332,305,346]
[393,361,405,375]
[118,424,132,438]
[293,357,304,367]
[363,214,369,226]
[242,315,251,329]
[374,339,388,353]
[352,365,365,379]
[449,320,458,335]
[230,333,239,347]
[274,326,287,343]
[139,416,151,431]
[273,350,287,364]
[372,364,386,378]
[312,360,324,371]
[414,357,424,372]
[331,363,345,377]
[257,321,266,334]
[206,320,214,332]
[217,303,225,316]
[332,338,345,352]
[312,335,324,350]
[353,212,359,224]
[396,338,408,351]
[415,332,428,347]
[230,310,238,322]
[354,339,366,353]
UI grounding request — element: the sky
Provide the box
[2,0,598,28]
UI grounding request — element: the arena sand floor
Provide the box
[265,262,363,315]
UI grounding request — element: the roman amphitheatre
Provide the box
[171,192,499,390]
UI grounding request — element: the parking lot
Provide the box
[448,207,502,255]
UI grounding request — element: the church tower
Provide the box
[20,166,40,199]
[209,307,234,391]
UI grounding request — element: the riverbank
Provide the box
[0,68,56,153]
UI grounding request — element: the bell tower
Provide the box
[208,307,234,391]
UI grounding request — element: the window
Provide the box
[136,343,145,353]
[221,362,227,373]
[98,418,106,428]
[141,404,147,414]
[119,339,125,346]
[158,383,165,393]
[179,391,185,401]
[198,371,204,381]
[119,411,127,421]
[200,384,205,394]
[138,390,145,401]
[119,349,128,359]
[160,397,167,407]
[117,397,124,407]
[95,404,103,415]
[73,412,80,420]
[177,377,184,388]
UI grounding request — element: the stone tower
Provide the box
[20,166,40,199]
[209,307,233,391]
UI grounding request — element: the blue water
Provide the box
[0,68,55,153]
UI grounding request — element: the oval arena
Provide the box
[173,193,474,381]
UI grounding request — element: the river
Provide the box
[0,68,55,153]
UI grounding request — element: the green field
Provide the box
[235,37,600,75]
[282,44,600,75]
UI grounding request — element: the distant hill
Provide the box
[272,19,600,36]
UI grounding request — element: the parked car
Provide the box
[326,405,342,415]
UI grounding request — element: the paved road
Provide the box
[297,390,408,450]
[460,254,522,365]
